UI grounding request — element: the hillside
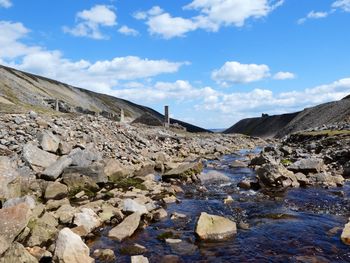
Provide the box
[224,97,350,138]
[0,65,208,133]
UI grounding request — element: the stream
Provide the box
[89,149,350,262]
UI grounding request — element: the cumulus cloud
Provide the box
[273,71,296,80]
[0,20,187,94]
[137,1,284,39]
[332,0,350,12]
[298,11,329,24]
[63,5,117,40]
[0,0,12,8]
[118,25,139,36]
[212,61,271,86]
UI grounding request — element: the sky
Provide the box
[0,0,350,129]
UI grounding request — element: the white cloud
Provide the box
[332,0,350,12]
[0,20,187,94]
[118,25,139,36]
[0,0,12,8]
[212,61,270,86]
[63,5,117,40]
[137,1,284,39]
[298,11,329,24]
[273,71,296,80]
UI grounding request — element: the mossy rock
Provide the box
[113,178,146,191]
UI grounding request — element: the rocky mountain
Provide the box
[0,65,208,133]
[224,96,350,138]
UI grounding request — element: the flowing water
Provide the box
[90,149,350,262]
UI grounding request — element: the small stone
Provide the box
[341,221,350,245]
[131,255,149,263]
[93,249,116,262]
[153,208,168,221]
[224,195,233,204]
[163,195,177,204]
[171,212,187,220]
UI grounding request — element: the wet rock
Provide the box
[0,203,31,255]
[93,249,116,262]
[73,208,101,233]
[153,208,168,221]
[108,212,141,241]
[195,212,237,241]
[98,204,123,223]
[163,161,203,181]
[54,228,94,263]
[257,163,298,188]
[168,240,197,256]
[45,182,68,200]
[123,199,148,215]
[131,255,149,263]
[341,221,350,245]
[294,172,310,186]
[163,195,178,204]
[160,255,183,263]
[288,158,325,174]
[224,195,234,204]
[230,160,247,168]
[3,195,36,209]
[38,131,60,153]
[198,170,230,184]
[0,242,38,263]
[23,142,58,171]
[0,156,21,201]
[120,243,147,255]
[27,212,58,247]
[171,212,187,220]
[42,156,72,180]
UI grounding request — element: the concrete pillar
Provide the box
[55,99,59,112]
[120,109,125,123]
[164,105,170,128]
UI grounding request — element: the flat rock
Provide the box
[0,203,32,255]
[45,182,68,200]
[195,212,237,241]
[288,158,325,174]
[108,212,141,241]
[123,199,148,215]
[38,131,60,153]
[163,161,203,181]
[54,228,94,263]
[23,142,58,171]
[42,156,72,180]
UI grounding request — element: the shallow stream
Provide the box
[90,149,350,262]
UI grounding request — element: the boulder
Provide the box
[163,161,203,181]
[68,148,101,167]
[341,221,350,245]
[62,168,99,194]
[0,203,32,255]
[54,228,94,263]
[103,159,134,183]
[42,156,72,180]
[45,182,68,200]
[0,242,38,263]
[73,208,101,233]
[0,156,21,201]
[27,212,58,247]
[257,163,298,188]
[108,212,141,241]
[22,142,58,171]
[3,195,36,209]
[55,204,76,224]
[288,158,325,174]
[62,165,107,185]
[38,131,60,153]
[123,199,148,215]
[195,212,237,241]
[198,170,230,184]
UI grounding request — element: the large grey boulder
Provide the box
[195,212,237,241]
[198,170,230,184]
[257,163,299,188]
[42,156,72,180]
[38,131,60,153]
[163,161,203,181]
[123,199,148,215]
[22,142,58,171]
[0,156,21,201]
[0,203,32,255]
[54,228,94,263]
[103,159,134,182]
[288,158,325,174]
[62,165,107,184]
[108,212,141,241]
[68,148,101,167]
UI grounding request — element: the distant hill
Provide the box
[0,65,209,133]
[224,97,350,138]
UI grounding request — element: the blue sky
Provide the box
[0,0,350,128]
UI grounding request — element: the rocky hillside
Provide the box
[224,96,350,138]
[0,65,208,133]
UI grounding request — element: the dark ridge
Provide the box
[343,94,350,100]
[224,112,299,138]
